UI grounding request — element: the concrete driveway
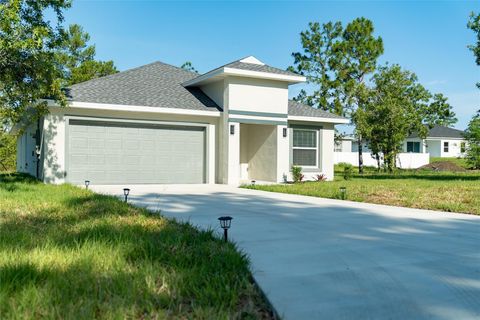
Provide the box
[92,184,480,320]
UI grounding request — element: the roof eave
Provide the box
[288,115,350,124]
[183,67,306,87]
[46,99,222,117]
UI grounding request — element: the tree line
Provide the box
[290,15,479,171]
[0,1,479,171]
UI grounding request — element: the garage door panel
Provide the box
[70,155,88,166]
[88,126,106,134]
[105,155,122,165]
[70,137,89,149]
[67,120,205,184]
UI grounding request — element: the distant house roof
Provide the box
[288,100,348,120]
[408,125,465,139]
[65,61,221,112]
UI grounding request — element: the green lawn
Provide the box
[0,174,272,319]
[244,169,480,215]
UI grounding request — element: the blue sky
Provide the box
[63,0,479,130]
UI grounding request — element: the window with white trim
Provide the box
[292,129,318,167]
[443,141,449,153]
[406,141,420,153]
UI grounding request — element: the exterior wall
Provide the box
[334,152,429,169]
[217,75,290,184]
[38,107,219,184]
[276,124,290,182]
[320,124,335,180]
[425,139,466,158]
[200,80,225,107]
[239,124,277,183]
[16,124,37,176]
[227,121,240,184]
[425,139,441,157]
[227,76,289,114]
[42,113,67,183]
[335,139,352,152]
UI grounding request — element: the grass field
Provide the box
[0,174,272,319]
[244,167,480,215]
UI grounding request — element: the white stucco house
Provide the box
[403,125,467,158]
[15,56,348,185]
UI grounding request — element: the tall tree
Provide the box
[359,64,431,172]
[56,24,118,86]
[423,93,457,127]
[289,21,343,113]
[464,110,480,169]
[290,18,384,173]
[468,12,480,89]
[180,61,198,73]
[0,0,71,125]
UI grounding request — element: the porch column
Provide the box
[320,124,335,181]
[276,124,289,183]
[227,121,240,185]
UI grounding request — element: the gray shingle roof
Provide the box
[65,62,221,111]
[408,125,465,139]
[224,61,300,77]
[288,100,348,120]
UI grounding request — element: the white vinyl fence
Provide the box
[334,152,429,169]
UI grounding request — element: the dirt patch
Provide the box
[418,161,466,172]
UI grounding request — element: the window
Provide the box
[334,141,342,152]
[407,141,420,153]
[293,129,318,167]
[443,141,449,153]
[461,142,466,153]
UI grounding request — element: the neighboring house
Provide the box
[334,135,355,152]
[15,56,348,185]
[403,125,467,158]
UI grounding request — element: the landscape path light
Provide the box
[218,216,233,242]
[340,187,347,200]
[123,188,130,203]
[85,180,90,190]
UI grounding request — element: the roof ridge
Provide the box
[68,60,196,88]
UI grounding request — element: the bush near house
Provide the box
[291,165,304,183]
[0,174,273,319]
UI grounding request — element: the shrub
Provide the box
[343,164,353,180]
[315,174,327,182]
[464,110,480,169]
[291,165,304,183]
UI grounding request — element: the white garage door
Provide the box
[66,119,206,184]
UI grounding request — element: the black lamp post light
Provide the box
[123,188,130,203]
[339,187,347,200]
[218,216,233,242]
[85,180,90,190]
